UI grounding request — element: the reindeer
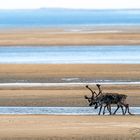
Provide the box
[85,85,112,115]
[90,92,126,115]
[85,84,133,115]
[96,84,133,115]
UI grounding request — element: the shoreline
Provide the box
[0,82,140,88]
[1,25,140,32]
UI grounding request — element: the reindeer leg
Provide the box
[98,105,103,115]
[120,102,133,115]
[103,105,107,115]
[105,104,112,115]
[103,106,106,115]
[126,104,134,115]
[124,104,128,114]
[113,104,120,115]
[120,105,125,115]
[119,102,130,115]
[108,104,112,115]
[119,102,128,115]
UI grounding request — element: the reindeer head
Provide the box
[85,85,98,107]
[84,94,97,107]
[84,95,92,103]
[88,98,101,109]
[84,95,89,99]
[94,102,100,109]
[89,99,98,107]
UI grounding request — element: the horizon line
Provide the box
[0,7,140,10]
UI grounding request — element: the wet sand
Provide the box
[0,64,140,82]
[0,86,139,107]
[0,26,140,46]
[0,115,139,140]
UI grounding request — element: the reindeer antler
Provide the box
[85,85,97,98]
[96,84,101,88]
[96,84,103,97]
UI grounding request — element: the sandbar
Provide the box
[0,26,140,46]
[0,115,139,140]
[0,64,140,82]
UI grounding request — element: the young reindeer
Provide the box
[85,84,133,115]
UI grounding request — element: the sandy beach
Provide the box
[0,26,140,46]
[0,115,139,140]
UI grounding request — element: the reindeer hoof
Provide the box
[129,112,135,115]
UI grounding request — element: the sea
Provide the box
[0,9,140,28]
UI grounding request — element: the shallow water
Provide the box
[0,107,139,115]
[0,46,140,64]
[0,82,140,88]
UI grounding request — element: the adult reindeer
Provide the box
[85,84,132,115]
[95,84,133,115]
[85,85,112,115]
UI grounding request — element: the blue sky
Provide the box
[0,0,140,9]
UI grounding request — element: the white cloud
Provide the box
[0,0,140,9]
